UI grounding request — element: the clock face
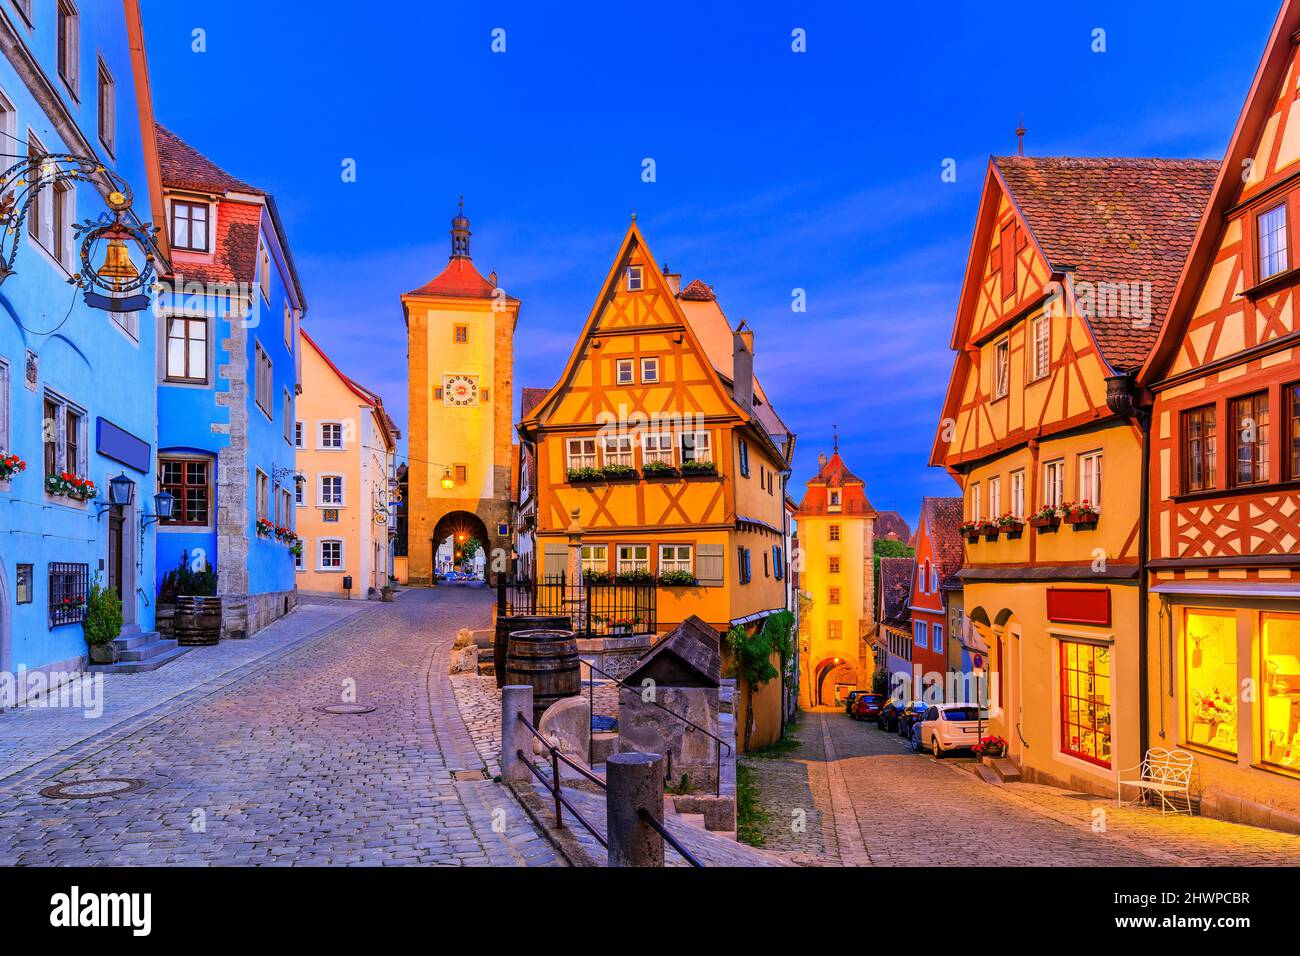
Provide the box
[443,374,478,407]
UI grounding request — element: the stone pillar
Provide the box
[501,684,534,785]
[565,506,585,623]
[606,752,665,867]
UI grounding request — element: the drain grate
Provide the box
[315,703,377,715]
[40,777,146,800]
[451,769,487,781]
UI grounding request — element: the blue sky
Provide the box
[140,0,1279,530]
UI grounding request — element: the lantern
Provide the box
[108,472,135,507]
[441,468,454,490]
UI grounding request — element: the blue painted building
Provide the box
[153,126,305,639]
[0,0,170,697]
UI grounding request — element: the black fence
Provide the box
[498,572,656,638]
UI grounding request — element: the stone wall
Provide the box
[617,684,721,792]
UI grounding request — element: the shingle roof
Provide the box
[994,156,1219,370]
[922,496,964,590]
[796,451,875,517]
[521,387,550,418]
[156,125,261,196]
[406,257,497,299]
[624,615,721,688]
[678,278,715,301]
[879,557,914,626]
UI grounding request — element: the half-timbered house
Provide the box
[1138,0,1300,830]
[931,155,1216,794]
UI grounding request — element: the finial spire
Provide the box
[833,424,839,454]
[450,196,471,259]
[1016,115,1026,156]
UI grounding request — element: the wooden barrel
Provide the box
[494,614,569,688]
[174,595,222,646]
[505,628,580,720]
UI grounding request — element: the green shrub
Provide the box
[83,577,123,647]
[566,466,604,482]
[158,552,217,602]
[601,463,637,479]
[641,460,675,477]
[679,459,717,476]
[658,569,696,587]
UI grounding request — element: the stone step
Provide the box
[990,757,1022,783]
[675,812,707,831]
[119,638,180,662]
[89,644,192,674]
[972,763,1002,785]
[113,631,161,650]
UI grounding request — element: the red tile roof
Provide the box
[796,451,875,517]
[156,125,261,196]
[921,496,964,590]
[407,257,497,299]
[521,387,550,418]
[678,278,716,301]
[879,557,914,626]
[994,156,1219,370]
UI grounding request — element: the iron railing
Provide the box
[498,572,656,638]
[48,562,89,628]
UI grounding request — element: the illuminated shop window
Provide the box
[1059,639,1112,768]
[1184,609,1238,756]
[1262,611,1300,771]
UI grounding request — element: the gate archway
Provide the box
[813,656,858,707]
[431,510,493,585]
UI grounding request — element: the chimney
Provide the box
[662,263,680,295]
[733,322,754,410]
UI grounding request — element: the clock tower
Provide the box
[400,200,518,585]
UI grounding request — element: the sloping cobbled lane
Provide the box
[0,588,558,866]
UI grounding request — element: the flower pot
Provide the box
[1030,516,1060,531]
[88,642,120,665]
[381,589,395,603]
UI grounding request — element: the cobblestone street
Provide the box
[746,707,1300,867]
[0,588,558,866]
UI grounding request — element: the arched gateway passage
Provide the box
[813,656,858,707]
[431,510,493,585]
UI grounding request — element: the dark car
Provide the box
[851,693,884,721]
[896,700,929,737]
[843,690,871,715]
[877,696,906,731]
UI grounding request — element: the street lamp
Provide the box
[441,468,454,490]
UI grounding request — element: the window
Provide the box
[454,464,467,482]
[15,563,32,603]
[828,524,840,542]
[581,544,608,577]
[294,421,304,448]
[680,431,712,464]
[919,562,928,594]
[294,478,304,506]
[294,540,305,571]
[762,551,769,577]
[828,489,840,511]
[0,357,8,460]
[160,458,210,526]
[170,201,209,252]
[931,566,939,593]
[617,545,649,575]
[453,323,468,344]
[255,469,269,521]
[1261,611,1300,770]
[254,342,273,416]
[48,562,88,627]
[969,481,981,523]
[566,437,597,470]
[615,359,634,385]
[773,546,785,580]
[641,357,659,383]
[989,476,1002,520]
[57,1,78,95]
[602,435,633,467]
[1078,451,1103,509]
[1059,640,1112,768]
[1010,469,1025,519]
[1259,203,1289,281]
[164,315,208,383]
[659,544,692,575]
[828,555,840,574]
[97,58,114,153]
[626,265,643,291]
[259,243,271,302]
[914,621,928,649]
[319,539,343,570]
[1184,609,1237,756]
[1231,392,1269,486]
[319,475,343,506]
[52,179,71,268]
[1289,383,1300,481]
[1030,312,1050,381]
[993,339,1010,398]
[319,422,344,449]
[282,390,292,443]
[829,587,841,605]
[999,222,1016,299]
[737,546,752,584]
[828,621,842,641]
[1043,459,1064,508]
[27,133,45,246]
[738,438,750,477]
[42,391,85,479]
[932,622,944,652]
[642,431,674,466]
[283,303,293,349]
[280,488,292,526]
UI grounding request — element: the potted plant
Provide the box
[256,517,275,537]
[641,460,676,478]
[45,471,97,501]
[157,552,220,644]
[615,569,654,585]
[960,519,981,543]
[1029,505,1061,531]
[680,459,717,477]
[1063,500,1100,527]
[980,519,1000,541]
[566,465,604,483]
[601,462,637,480]
[583,569,612,585]
[658,569,696,587]
[605,616,642,636]
[381,584,395,602]
[972,735,1008,760]
[996,512,1025,536]
[83,576,123,665]
[0,452,26,481]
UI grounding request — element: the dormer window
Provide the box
[1258,203,1289,281]
[626,265,643,292]
[171,200,209,252]
[828,489,841,512]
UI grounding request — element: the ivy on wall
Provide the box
[726,610,795,689]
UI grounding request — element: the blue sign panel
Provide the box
[96,417,151,473]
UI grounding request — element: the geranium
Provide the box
[995,512,1024,528]
[972,735,1007,757]
[255,517,275,537]
[0,453,26,480]
[46,471,97,500]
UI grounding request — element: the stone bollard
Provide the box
[501,685,534,786]
[606,752,665,867]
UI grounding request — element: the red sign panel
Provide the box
[1046,588,1111,627]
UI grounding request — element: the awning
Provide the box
[1151,581,1300,600]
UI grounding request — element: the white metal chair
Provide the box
[1116,748,1195,815]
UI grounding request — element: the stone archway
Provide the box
[431,510,493,585]
[813,656,858,707]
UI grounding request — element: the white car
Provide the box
[918,703,988,758]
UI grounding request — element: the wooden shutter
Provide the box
[696,544,725,586]
[542,543,567,578]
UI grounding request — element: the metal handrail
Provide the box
[515,748,608,849]
[585,658,732,754]
[638,808,703,867]
[517,711,606,789]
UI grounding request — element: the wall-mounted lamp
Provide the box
[441,469,454,490]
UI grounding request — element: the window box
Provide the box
[658,569,696,587]
[959,520,981,542]
[640,460,677,479]
[614,570,654,585]
[566,466,605,484]
[680,460,717,477]
[45,472,96,501]
[995,514,1025,537]
[1062,502,1100,527]
[601,463,637,480]
[255,517,275,538]
[583,569,613,585]
[980,521,1000,541]
[0,453,27,480]
[1029,506,1061,531]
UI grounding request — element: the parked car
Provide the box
[878,697,927,734]
[877,696,905,731]
[918,703,989,758]
[851,693,884,721]
[843,690,869,715]
[909,719,924,752]
[896,700,929,738]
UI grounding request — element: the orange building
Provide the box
[516,220,795,749]
[1137,0,1300,831]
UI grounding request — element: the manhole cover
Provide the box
[451,769,487,781]
[316,703,377,715]
[40,777,146,799]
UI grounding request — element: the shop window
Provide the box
[1262,611,1300,771]
[1184,609,1238,756]
[1059,639,1112,767]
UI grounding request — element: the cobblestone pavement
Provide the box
[746,707,1300,866]
[0,588,559,866]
